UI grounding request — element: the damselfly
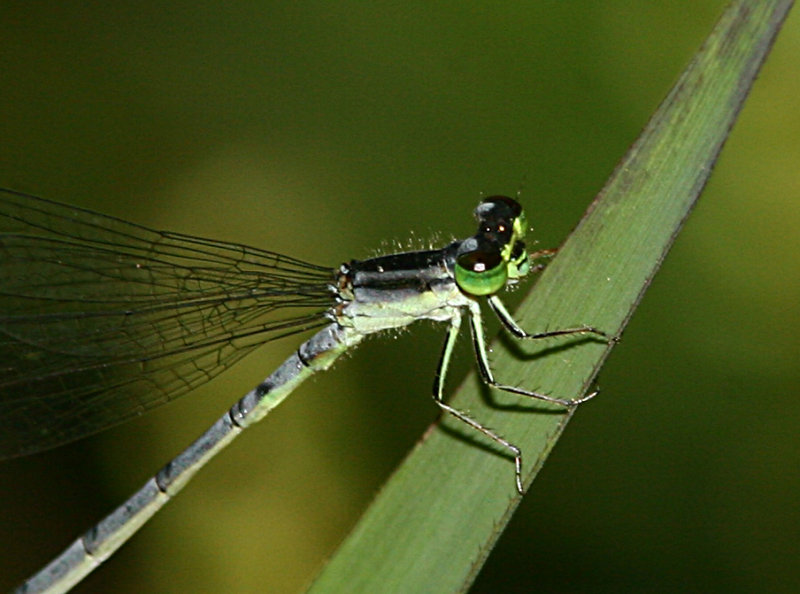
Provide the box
[0,188,604,593]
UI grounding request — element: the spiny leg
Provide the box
[470,300,599,406]
[433,312,525,494]
[488,295,609,342]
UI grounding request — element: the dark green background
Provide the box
[1,3,797,592]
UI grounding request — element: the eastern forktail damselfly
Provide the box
[0,188,604,593]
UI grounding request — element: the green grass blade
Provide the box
[309,1,794,592]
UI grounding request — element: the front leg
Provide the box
[467,300,598,407]
[487,295,609,341]
[432,312,525,494]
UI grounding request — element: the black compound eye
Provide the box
[454,244,508,296]
[456,248,503,273]
[474,196,522,221]
[474,196,521,244]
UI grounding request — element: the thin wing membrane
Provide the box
[0,189,335,457]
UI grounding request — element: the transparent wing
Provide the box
[0,189,335,458]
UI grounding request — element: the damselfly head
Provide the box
[455,196,532,296]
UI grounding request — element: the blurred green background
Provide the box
[1,2,797,593]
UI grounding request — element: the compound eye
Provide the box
[474,196,524,245]
[474,195,522,221]
[455,247,507,296]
